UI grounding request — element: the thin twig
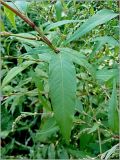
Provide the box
[2,91,44,99]
[2,55,44,63]
[0,31,42,41]
[98,126,102,154]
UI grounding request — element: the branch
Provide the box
[0,31,42,41]
[0,0,59,53]
[2,55,45,63]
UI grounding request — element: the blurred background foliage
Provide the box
[1,0,119,159]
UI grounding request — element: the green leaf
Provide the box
[88,123,100,134]
[67,148,89,159]
[80,133,93,150]
[75,99,84,113]
[4,6,16,28]
[55,0,62,21]
[60,48,95,77]
[92,36,119,46]
[108,80,119,133]
[1,106,13,132]
[25,46,54,62]
[0,131,10,139]
[35,117,58,142]
[2,61,35,87]
[27,46,53,54]
[104,144,119,160]
[91,36,119,56]
[49,53,76,143]
[10,95,23,114]
[65,9,118,44]
[15,0,28,12]
[13,33,41,47]
[48,144,56,159]
[44,20,81,32]
[30,70,51,111]
[60,47,86,58]
[96,69,118,83]
[57,146,69,159]
[0,19,5,31]
[101,144,119,160]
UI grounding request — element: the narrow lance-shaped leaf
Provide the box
[0,19,5,31]
[65,9,118,44]
[96,69,118,83]
[55,0,62,21]
[104,144,119,160]
[108,79,119,133]
[44,20,82,32]
[91,36,119,57]
[4,6,16,28]
[2,61,35,87]
[49,53,76,143]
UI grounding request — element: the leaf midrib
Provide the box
[59,54,65,119]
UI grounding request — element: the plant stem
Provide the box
[0,0,59,53]
[98,126,102,154]
[0,31,42,41]
[2,55,44,63]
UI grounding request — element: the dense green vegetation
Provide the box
[1,0,119,159]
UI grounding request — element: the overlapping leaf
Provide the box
[60,48,95,77]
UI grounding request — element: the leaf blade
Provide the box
[4,6,16,28]
[49,53,76,143]
[44,20,81,32]
[108,80,119,133]
[60,48,95,77]
[2,61,35,87]
[65,9,118,44]
[55,0,62,21]
[91,36,119,56]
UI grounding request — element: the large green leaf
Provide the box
[49,53,76,143]
[65,9,118,44]
[108,80,119,133]
[2,61,35,87]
